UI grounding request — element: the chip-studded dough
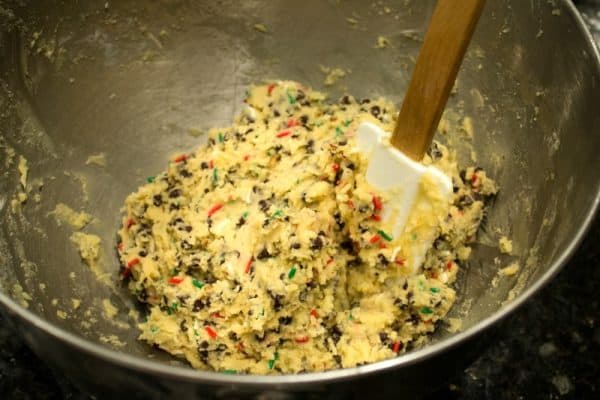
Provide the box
[117,81,496,374]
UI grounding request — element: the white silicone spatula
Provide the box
[357,0,486,272]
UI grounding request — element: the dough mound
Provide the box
[117,81,496,374]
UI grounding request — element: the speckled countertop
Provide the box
[1,3,599,400]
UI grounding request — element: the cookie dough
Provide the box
[117,81,496,374]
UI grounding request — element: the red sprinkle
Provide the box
[471,173,478,185]
[243,154,250,161]
[236,342,245,352]
[205,326,218,339]
[267,83,276,95]
[211,312,224,319]
[276,130,291,138]
[347,200,355,209]
[127,258,140,268]
[378,242,387,249]
[209,160,214,169]
[332,163,340,172]
[168,277,183,285]
[207,203,224,217]
[369,235,381,244]
[126,218,135,229]
[446,261,454,271]
[287,119,300,128]
[392,341,402,353]
[174,154,187,163]
[310,309,319,318]
[372,196,383,211]
[326,258,334,265]
[371,215,382,222]
[244,257,253,274]
[117,242,124,252]
[295,335,309,344]
[395,258,406,266]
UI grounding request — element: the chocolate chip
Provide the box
[333,212,345,230]
[153,195,163,207]
[258,199,270,212]
[169,189,182,198]
[340,239,354,253]
[180,320,188,332]
[377,254,390,266]
[192,299,205,312]
[236,216,246,228]
[330,325,342,344]
[198,349,209,363]
[370,105,381,117]
[428,142,443,160]
[256,248,271,260]
[310,236,323,251]
[279,316,293,325]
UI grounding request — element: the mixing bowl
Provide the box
[0,0,599,398]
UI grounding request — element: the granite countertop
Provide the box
[1,3,599,399]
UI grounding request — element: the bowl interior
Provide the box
[0,0,599,370]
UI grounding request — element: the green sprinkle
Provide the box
[192,279,204,289]
[420,307,433,315]
[242,211,249,219]
[343,119,353,127]
[418,280,425,290]
[377,230,393,242]
[268,352,279,369]
[167,302,179,315]
[213,168,218,185]
[271,209,283,219]
[194,329,199,336]
[430,287,440,293]
[218,132,224,143]
[288,266,297,279]
[150,326,159,333]
[286,90,296,104]
[412,233,417,241]
[335,126,343,137]
[223,369,237,375]
[348,312,354,321]
[146,176,155,183]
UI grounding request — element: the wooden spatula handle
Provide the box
[391,0,486,161]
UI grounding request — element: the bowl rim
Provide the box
[1,0,599,388]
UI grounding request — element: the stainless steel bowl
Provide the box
[1,0,599,398]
